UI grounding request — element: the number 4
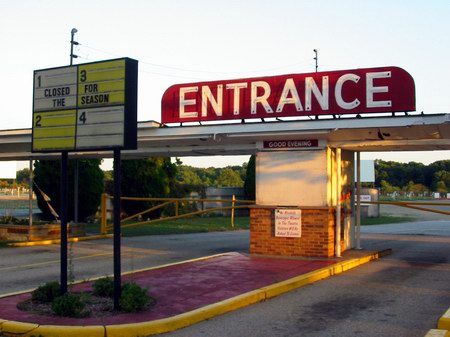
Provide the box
[79,111,87,124]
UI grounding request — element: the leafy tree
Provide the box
[436,181,448,193]
[33,159,104,221]
[176,166,203,186]
[244,155,256,200]
[216,168,244,187]
[120,158,177,218]
[433,170,450,193]
[16,168,31,187]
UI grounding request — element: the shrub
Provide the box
[93,277,114,297]
[31,281,61,303]
[51,293,85,317]
[120,282,151,312]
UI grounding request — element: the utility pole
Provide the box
[70,29,80,224]
[60,28,79,295]
[313,49,318,72]
[70,29,78,65]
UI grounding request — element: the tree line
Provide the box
[375,159,450,195]
[31,156,256,222]
[10,157,449,222]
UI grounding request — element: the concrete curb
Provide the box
[0,249,391,337]
[7,234,113,247]
[425,329,450,337]
[438,307,450,331]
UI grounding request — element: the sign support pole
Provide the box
[113,149,122,310]
[28,159,33,227]
[60,151,68,295]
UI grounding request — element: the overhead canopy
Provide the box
[0,113,449,161]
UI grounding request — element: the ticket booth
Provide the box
[250,147,354,258]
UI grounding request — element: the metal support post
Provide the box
[70,28,79,225]
[335,148,342,258]
[28,159,33,227]
[231,195,236,227]
[356,152,362,249]
[60,151,69,294]
[113,149,122,310]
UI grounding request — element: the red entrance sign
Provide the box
[161,66,415,124]
[264,140,319,149]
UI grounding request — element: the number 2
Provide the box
[35,115,42,127]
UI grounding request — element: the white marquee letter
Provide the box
[251,81,273,114]
[201,85,223,117]
[276,78,303,112]
[179,86,198,119]
[226,82,248,115]
[305,76,329,111]
[366,71,392,108]
[335,74,360,110]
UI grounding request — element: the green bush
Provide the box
[51,293,85,317]
[93,277,114,297]
[120,282,151,312]
[31,281,61,303]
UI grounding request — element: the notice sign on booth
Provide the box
[275,209,302,237]
[32,58,138,152]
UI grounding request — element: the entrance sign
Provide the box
[161,66,415,123]
[275,209,302,237]
[32,58,138,152]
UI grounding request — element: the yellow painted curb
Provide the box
[8,234,113,247]
[23,325,105,337]
[1,320,39,336]
[106,289,266,337]
[425,329,450,337]
[438,306,450,330]
[0,319,6,333]
[263,249,391,300]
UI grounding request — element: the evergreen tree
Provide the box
[120,158,177,218]
[244,155,256,200]
[33,159,104,221]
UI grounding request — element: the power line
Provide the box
[79,43,312,76]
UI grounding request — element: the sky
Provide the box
[1,0,449,170]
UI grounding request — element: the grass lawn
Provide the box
[87,214,417,236]
[361,215,416,226]
[87,216,250,236]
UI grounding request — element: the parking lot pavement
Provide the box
[362,220,450,236]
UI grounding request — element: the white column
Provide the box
[356,152,362,249]
[335,148,342,257]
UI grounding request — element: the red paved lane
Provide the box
[0,252,336,326]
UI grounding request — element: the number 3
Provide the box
[80,70,87,82]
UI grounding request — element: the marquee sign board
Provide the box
[32,58,138,152]
[161,66,415,124]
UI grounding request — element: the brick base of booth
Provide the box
[250,206,337,258]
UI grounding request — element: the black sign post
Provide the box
[60,151,68,294]
[113,149,122,310]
